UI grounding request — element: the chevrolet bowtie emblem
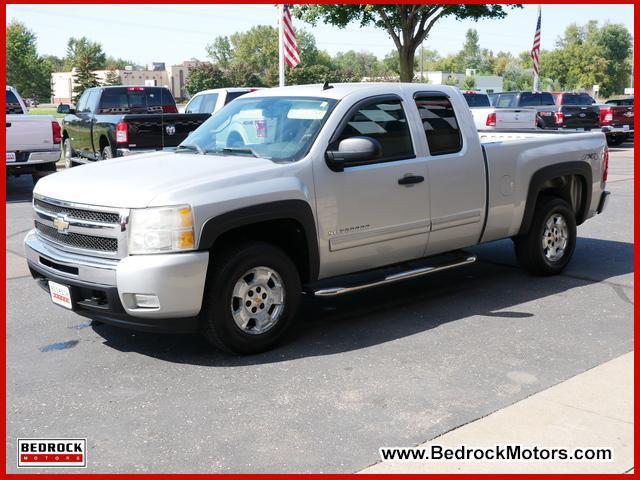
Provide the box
[53,215,70,234]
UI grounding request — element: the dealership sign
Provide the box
[17,439,87,468]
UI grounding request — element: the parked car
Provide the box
[26,83,609,354]
[183,87,263,115]
[6,86,61,184]
[463,91,536,130]
[58,86,210,167]
[490,91,600,130]
[605,97,634,106]
[597,100,633,146]
[551,92,601,131]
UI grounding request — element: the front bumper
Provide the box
[24,230,209,333]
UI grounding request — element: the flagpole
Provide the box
[278,4,285,87]
[533,5,541,92]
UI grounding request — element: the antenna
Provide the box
[322,81,333,91]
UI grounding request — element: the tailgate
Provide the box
[610,106,634,128]
[122,113,210,149]
[495,108,536,129]
[561,106,599,129]
[6,115,54,152]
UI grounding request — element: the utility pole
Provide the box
[420,44,424,82]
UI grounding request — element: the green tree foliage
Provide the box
[65,37,106,71]
[6,21,52,101]
[292,4,520,82]
[459,29,482,71]
[105,56,137,70]
[102,70,121,86]
[539,21,631,97]
[462,76,476,90]
[185,63,229,95]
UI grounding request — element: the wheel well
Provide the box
[62,130,69,140]
[209,219,312,282]
[99,135,110,152]
[536,174,587,221]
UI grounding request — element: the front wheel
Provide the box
[101,145,114,160]
[513,196,577,276]
[199,242,301,354]
[63,138,75,168]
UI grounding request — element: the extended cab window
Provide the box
[463,93,491,107]
[336,99,414,161]
[519,92,555,106]
[6,90,23,114]
[201,94,219,112]
[414,95,462,156]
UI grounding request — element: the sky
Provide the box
[6,4,635,68]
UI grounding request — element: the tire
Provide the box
[513,196,577,276]
[101,144,113,160]
[199,242,301,354]
[31,174,40,185]
[63,138,75,168]
[607,136,625,147]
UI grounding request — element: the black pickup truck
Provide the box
[58,86,210,167]
[489,91,599,130]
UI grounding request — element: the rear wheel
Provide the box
[101,144,114,160]
[199,242,301,354]
[63,138,76,168]
[513,196,576,276]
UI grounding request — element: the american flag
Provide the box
[282,5,300,68]
[530,6,541,76]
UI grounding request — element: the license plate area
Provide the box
[49,281,73,309]
[6,152,16,162]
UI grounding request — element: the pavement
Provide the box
[5,141,634,473]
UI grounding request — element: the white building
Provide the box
[51,60,202,104]
[419,70,504,93]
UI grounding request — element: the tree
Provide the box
[293,4,520,82]
[65,37,106,71]
[185,63,228,95]
[206,36,233,69]
[462,76,476,90]
[105,56,137,70]
[6,21,52,101]
[459,29,482,71]
[102,70,121,86]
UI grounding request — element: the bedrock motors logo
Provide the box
[18,439,86,468]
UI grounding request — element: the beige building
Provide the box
[51,60,202,104]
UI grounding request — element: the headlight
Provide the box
[128,205,195,254]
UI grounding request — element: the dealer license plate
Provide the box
[49,281,72,309]
[6,152,16,162]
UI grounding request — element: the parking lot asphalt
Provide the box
[5,142,634,473]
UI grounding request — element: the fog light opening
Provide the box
[132,294,160,309]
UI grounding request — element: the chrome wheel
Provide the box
[230,266,285,335]
[102,146,113,160]
[542,213,568,262]
[64,140,73,169]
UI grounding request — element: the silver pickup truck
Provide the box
[25,84,610,354]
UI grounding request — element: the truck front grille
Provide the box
[32,196,127,258]
[34,198,120,224]
[35,222,118,253]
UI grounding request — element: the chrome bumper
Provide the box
[6,150,60,167]
[25,230,210,319]
[602,126,633,135]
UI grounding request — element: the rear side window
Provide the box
[6,90,23,114]
[496,94,516,108]
[414,95,462,156]
[463,93,491,108]
[336,99,414,161]
[224,90,249,105]
[519,92,555,106]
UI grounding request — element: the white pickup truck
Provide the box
[25,83,609,354]
[6,86,61,184]
[463,92,537,130]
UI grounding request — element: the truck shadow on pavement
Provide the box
[92,236,633,366]
[6,175,38,203]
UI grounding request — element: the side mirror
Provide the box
[57,104,74,114]
[325,136,382,172]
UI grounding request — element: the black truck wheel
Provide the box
[199,242,301,354]
[513,196,577,276]
[63,138,76,168]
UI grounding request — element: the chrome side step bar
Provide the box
[313,255,477,297]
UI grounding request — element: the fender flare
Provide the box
[198,199,320,282]
[518,161,592,235]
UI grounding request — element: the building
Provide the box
[50,60,203,104]
[419,70,504,93]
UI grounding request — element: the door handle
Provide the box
[398,175,424,186]
[6,123,11,127]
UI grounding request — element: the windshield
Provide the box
[178,96,337,162]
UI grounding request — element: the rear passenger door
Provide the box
[413,92,486,256]
[313,95,431,278]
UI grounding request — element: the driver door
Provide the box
[312,95,431,279]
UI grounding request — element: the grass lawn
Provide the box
[28,107,65,118]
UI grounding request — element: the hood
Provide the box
[34,151,279,208]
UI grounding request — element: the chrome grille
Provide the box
[34,198,120,224]
[35,222,118,253]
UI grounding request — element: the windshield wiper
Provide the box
[175,144,204,154]
[220,147,259,158]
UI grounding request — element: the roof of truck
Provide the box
[246,82,458,100]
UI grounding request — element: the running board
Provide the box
[313,254,477,297]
